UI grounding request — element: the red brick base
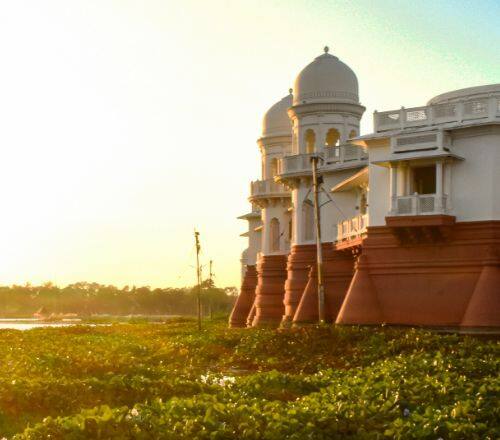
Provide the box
[293,246,355,324]
[252,254,287,327]
[336,220,500,327]
[281,244,316,325]
[228,265,258,328]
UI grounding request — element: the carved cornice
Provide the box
[249,194,291,208]
[257,134,293,147]
[275,172,313,188]
[288,102,366,119]
[296,90,358,103]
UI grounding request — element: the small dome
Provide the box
[293,47,359,106]
[262,92,293,137]
[427,83,500,105]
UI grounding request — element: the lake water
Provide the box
[0,316,179,330]
[0,318,89,330]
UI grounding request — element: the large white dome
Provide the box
[293,47,359,106]
[262,92,293,137]
[427,83,500,105]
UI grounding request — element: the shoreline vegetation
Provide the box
[0,317,496,438]
[0,282,237,318]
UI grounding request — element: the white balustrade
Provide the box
[392,194,447,216]
[324,144,368,163]
[374,96,500,132]
[278,153,318,175]
[335,214,368,242]
[250,179,289,198]
[279,146,367,177]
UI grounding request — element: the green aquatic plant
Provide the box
[0,319,495,438]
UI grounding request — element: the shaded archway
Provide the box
[305,129,316,153]
[269,158,279,178]
[325,128,340,147]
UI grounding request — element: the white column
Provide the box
[292,182,312,245]
[435,160,444,212]
[342,116,348,143]
[291,186,302,246]
[390,163,398,214]
[260,205,271,255]
[404,164,411,195]
[445,162,452,211]
[296,123,303,154]
[292,120,299,154]
[398,162,408,196]
[316,116,324,153]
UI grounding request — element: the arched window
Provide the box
[325,128,340,147]
[270,218,280,252]
[349,129,357,139]
[303,201,315,242]
[269,158,279,178]
[304,129,316,153]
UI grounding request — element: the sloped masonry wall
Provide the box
[293,246,355,324]
[336,220,500,327]
[228,265,258,328]
[282,244,317,325]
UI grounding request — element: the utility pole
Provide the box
[194,230,202,331]
[311,155,325,324]
[208,260,214,320]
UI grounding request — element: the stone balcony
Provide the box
[335,214,368,244]
[278,152,317,176]
[374,96,500,132]
[249,179,290,203]
[392,193,448,216]
[277,145,367,180]
[323,144,368,167]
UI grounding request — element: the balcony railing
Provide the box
[278,153,317,175]
[278,145,367,177]
[250,179,289,199]
[392,194,448,216]
[324,144,368,163]
[336,214,368,242]
[374,96,500,132]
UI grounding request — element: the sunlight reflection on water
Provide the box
[0,319,96,330]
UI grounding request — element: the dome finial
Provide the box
[324,45,329,54]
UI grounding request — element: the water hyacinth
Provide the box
[0,318,496,439]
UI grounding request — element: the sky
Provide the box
[0,0,498,288]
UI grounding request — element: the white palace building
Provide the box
[229,47,500,329]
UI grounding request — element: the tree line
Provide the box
[0,281,237,317]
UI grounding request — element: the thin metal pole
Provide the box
[194,230,202,331]
[311,156,325,323]
[209,260,213,320]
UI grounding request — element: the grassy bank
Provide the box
[0,318,498,438]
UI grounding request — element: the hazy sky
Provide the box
[0,0,498,288]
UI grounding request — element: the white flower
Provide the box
[130,408,139,417]
[218,375,236,387]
